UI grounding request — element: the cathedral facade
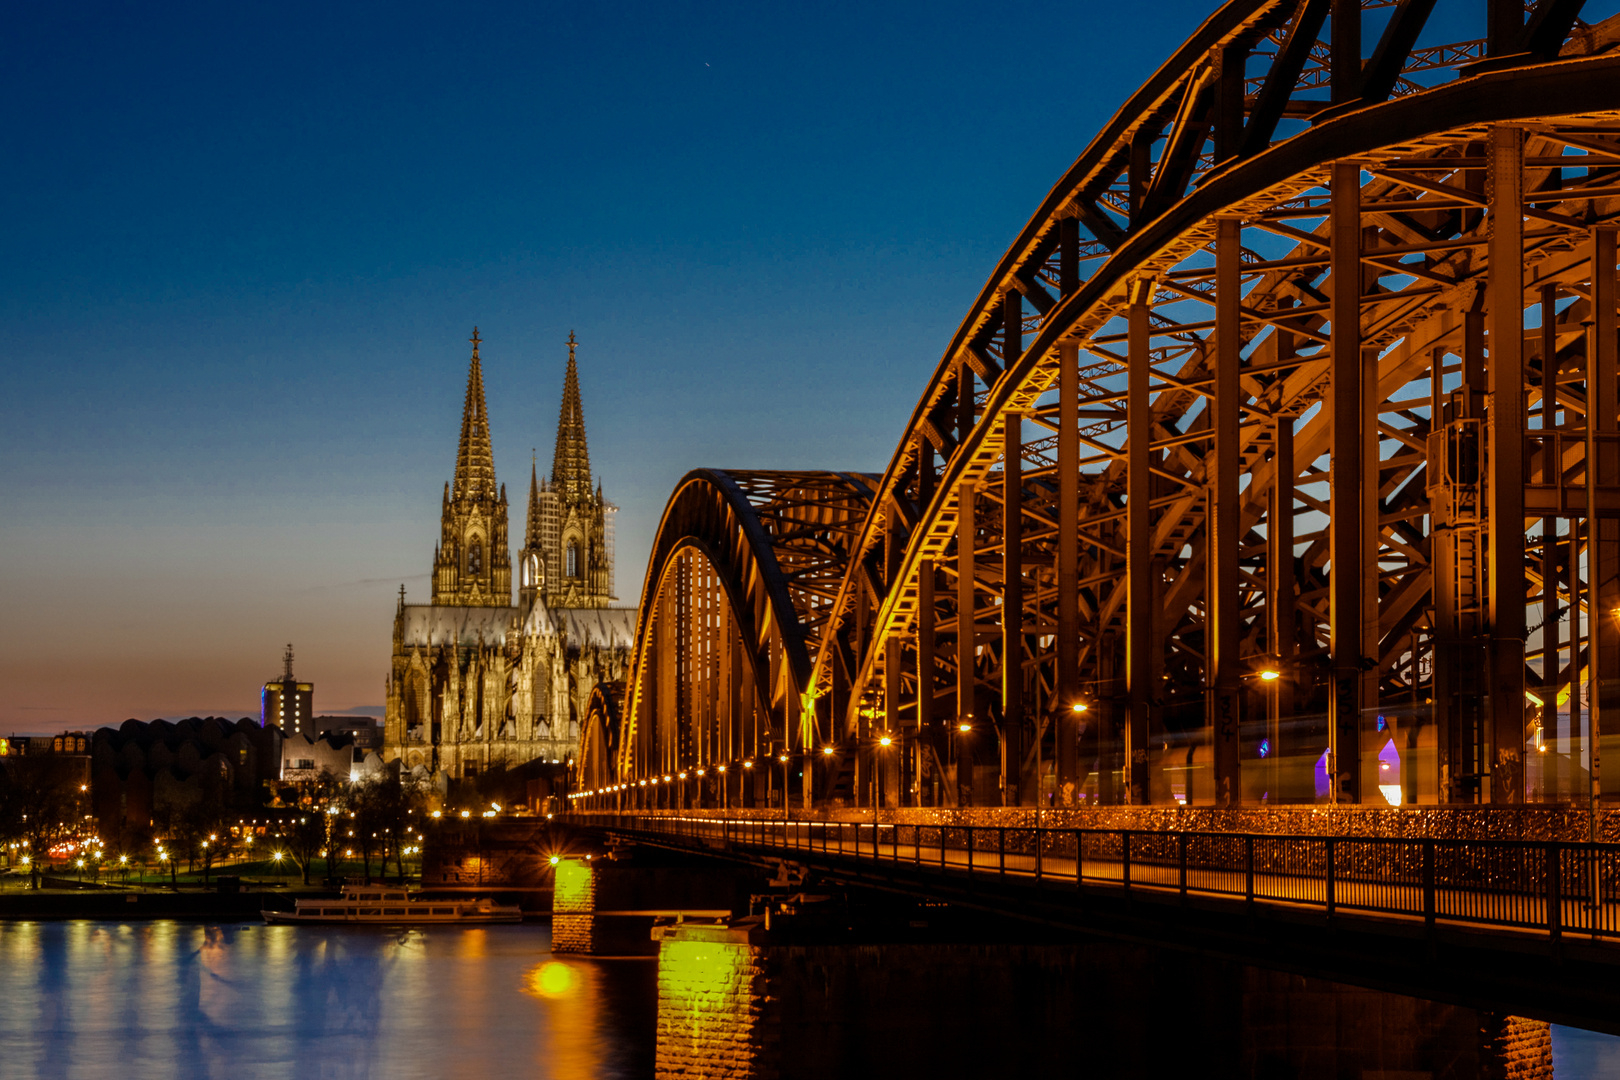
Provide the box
[382,331,636,779]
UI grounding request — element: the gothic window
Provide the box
[523,553,538,588]
[567,540,579,578]
[469,538,483,575]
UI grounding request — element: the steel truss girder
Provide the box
[607,469,875,782]
[599,0,1620,813]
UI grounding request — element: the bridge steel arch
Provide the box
[593,469,876,807]
[580,0,1620,815]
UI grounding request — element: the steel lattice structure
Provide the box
[585,0,1620,812]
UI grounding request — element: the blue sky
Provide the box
[2,0,1323,730]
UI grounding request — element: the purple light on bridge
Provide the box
[1378,738,1403,806]
[1315,750,1331,800]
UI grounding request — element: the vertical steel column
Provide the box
[958,363,975,449]
[1210,216,1243,806]
[1097,635,1120,805]
[1329,160,1365,805]
[1270,403,1296,790]
[1487,125,1527,804]
[1330,0,1361,104]
[1002,290,1025,804]
[1126,278,1155,805]
[958,481,978,807]
[1057,341,1081,795]
[657,579,678,781]
[917,557,935,807]
[1589,226,1617,807]
[918,436,936,514]
[1570,520,1583,806]
[1004,413,1025,805]
[884,634,900,808]
[914,447,936,803]
[1541,285,1561,798]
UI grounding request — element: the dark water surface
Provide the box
[2,920,1617,1079]
[0,921,655,1080]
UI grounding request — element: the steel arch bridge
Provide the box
[582,0,1620,814]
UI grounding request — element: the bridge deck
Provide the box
[570,813,1620,943]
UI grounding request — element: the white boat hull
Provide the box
[263,888,524,925]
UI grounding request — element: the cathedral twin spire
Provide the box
[552,332,593,506]
[453,328,497,502]
[433,328,614,610]
[433,328,511,607]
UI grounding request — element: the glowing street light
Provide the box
[1259,669,1282,682]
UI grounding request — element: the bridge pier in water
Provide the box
[651,925,1555,1080]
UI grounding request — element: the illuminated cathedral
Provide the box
[382,330,635,778]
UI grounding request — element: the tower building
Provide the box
[262,644,314,737]
[433,329,512,606]
[519,332,617,609]
[383,330,635,780]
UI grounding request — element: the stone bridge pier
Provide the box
[549,847,764,956]
[650,923,1556,1080]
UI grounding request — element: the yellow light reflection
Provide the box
[524,960,580,999]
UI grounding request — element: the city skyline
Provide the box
[3,0,1230,732]
[0,0,1491,731]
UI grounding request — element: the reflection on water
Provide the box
[0,922,654,1080]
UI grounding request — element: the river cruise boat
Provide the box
[263,884,523,925]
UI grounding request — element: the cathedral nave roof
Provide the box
[398,604,521,647]
[551,605,636,651]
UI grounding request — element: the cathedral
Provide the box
[382,330,636,779]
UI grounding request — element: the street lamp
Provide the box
[873,732,895,832]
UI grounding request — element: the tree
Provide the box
[350,770,426,884]
[278,812,319,886]
[188,802,230,886]
[0,757,83,889]
[383,772,429,883]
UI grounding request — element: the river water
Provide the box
[0,922,654,1080]
[0,920,1617,1079]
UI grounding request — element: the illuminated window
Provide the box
[566,541,579,578]
[468,538,483,575]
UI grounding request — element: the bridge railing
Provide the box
[567,812,1620,942]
